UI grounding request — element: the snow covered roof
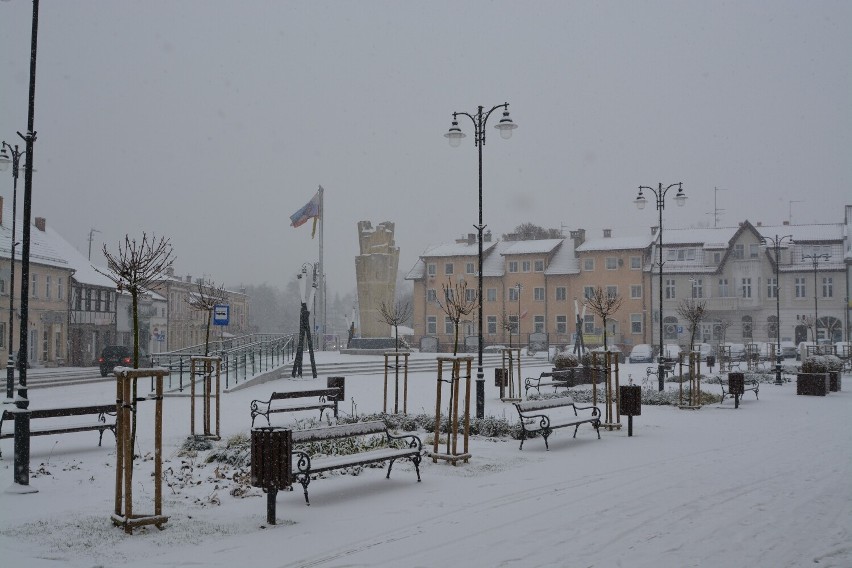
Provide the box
[40,225,116,288]
[544,240,579,275]
[501,239,564,256]
[576,235,653,252]
[418,241,497,258]
[0,207,70,270]
[663,222,844,248]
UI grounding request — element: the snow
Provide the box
[1,352,850,568]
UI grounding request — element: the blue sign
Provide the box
[213,304,230,326]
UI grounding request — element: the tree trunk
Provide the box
[205,310,212,357]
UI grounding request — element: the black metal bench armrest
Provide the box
[572,404,601,418]
[387,431,422,452]
[293,450,312,475]
[518,412,552,430]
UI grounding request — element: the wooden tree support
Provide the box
[113,367,170,534]
[431,356,472,465]
[593,351,622,431]
[383,351,410,414]
[190,356,221,440]
[499,347,522,402]
[678,351,703,410]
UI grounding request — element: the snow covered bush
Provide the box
[553,351,580,370]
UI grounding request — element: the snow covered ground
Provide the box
[1,353,850,568]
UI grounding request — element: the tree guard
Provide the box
[112,367,170,534]
[190,356,221,440]
[678,351,702,409]
[499,347,522,402]
[431,356,472,465]
[383,351,410,414]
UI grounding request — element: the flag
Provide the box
[290,190,321,235]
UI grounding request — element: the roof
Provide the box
[40,225,116,288]
[544,240,579,275]
[501,239,563,255]
[0,206,70,271]
[576,235,653,252]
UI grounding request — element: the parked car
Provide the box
[99,345,131,377]
[660,344,682,361]
[629,344,654,363]
[695,343,715,358]
[721,342,746,361]
[591,345,624,363]
[780,341,797,359]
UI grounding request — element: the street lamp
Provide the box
[762,234,793,385]
[634,182,686,391]
[514,283,522,342]
[803,252,830,343]
[0,143,24,402]
[4,0,41,491]
[445,102,517,419]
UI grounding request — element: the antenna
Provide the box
[788,200,804,224]
[712,187,728,227]
[87,228,101,261]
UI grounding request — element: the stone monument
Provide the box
[355,221,399,341]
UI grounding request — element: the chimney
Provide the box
[484,230,492,243]
[468,233,476,245]
[186,275,192,283]
[651,226,658,236]
[603,229,612,238]
[756,221,762,227]
[783,221,790,226]
[569,228,586,248]
[35,217,46,232]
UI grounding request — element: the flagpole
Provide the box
[318,185,325,351]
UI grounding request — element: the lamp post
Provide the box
[634,182,686,391]
[762,234,794,385]
[803,252,830,343]
[0,142,23,402]
[515,283,522,343]
[4,0,41,490]
[445,102,517,419]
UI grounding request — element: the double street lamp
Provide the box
[0,142,24,401]
[445,103,517,419]
[634,182,686,391]
[762,234,794,385]
[803,252,830,343]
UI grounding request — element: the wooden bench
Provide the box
[290,420,422,505]
[0,404,116,458]
[250,388,341,427]
[513,397,601,450]
[524,370,574,397]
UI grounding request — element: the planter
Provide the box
[828,371,841,392]
[797,373,829,396]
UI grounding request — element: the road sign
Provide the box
[213,304,230,326]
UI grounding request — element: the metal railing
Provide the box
[151,333,296,391]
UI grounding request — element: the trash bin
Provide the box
[251,428,292,524]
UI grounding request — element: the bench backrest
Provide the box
[5,405,116,420]
[515,397,575,414]
[270,388,340,402]
[291,420,386,444]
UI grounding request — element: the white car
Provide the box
[629,344,654,363]
[660,344,682,360]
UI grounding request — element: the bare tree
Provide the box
[501,223,563,241]
[436,278,478,355]
[802,315,816,342]
[99,233,175,367]
[500,310,515,347]
[378,299,412,351]
[677,298,707,352]
[584,286,623,350]
[98,233,174,457]
[188,280,228,356]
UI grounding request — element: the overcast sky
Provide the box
[1,1,849,298]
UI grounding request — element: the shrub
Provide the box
[553,351,579,370]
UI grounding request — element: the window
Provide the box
[465,288,476,302]
[749,243,759,258]
[667,250,677,261]
[718,278,729,297]
[45,275,52,299]
[630,256,641,269]
[733,244,744,259]
[741,278,752,298]
[631,314,642,334]
[427,263,436,277]
[465,262,475,275]
[691,278,703,298]
[508,287,520,302]
[767,277,777,299]
[85,289,93,311]
[556,315,567,334]
[534,287,545,301]
[583,286,595,300]
[606,257,618,270]
[583,258,594,271]
[795,277,806,298]
[663,316,678,339]
[427,289,437,302]
[508,315,519,332]
[534,260,545,272]
[31,273,38,298]
[742,316,753,339]
[713,252,722,264]
[0,277,5,295]
[105,292,111,313]
[555,287,567,301]
[426,316,436,335]
[665,279,676,300]
[508,261,518,273]
[822,277,833,298]
[444,288,454,303]
[767,315,778,339]
[444,263,454,275]
[444,317,454,335]
[58,278,64,300]
[583,314,595,334]
[487,316,497,335]
[521,260,531,273]
[630,285,642,299]
[486,288,497,302]
[534,315,545,333]
[0,322,4,348]
[606,285,618,298]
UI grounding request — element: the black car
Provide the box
[99,345,131,377]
